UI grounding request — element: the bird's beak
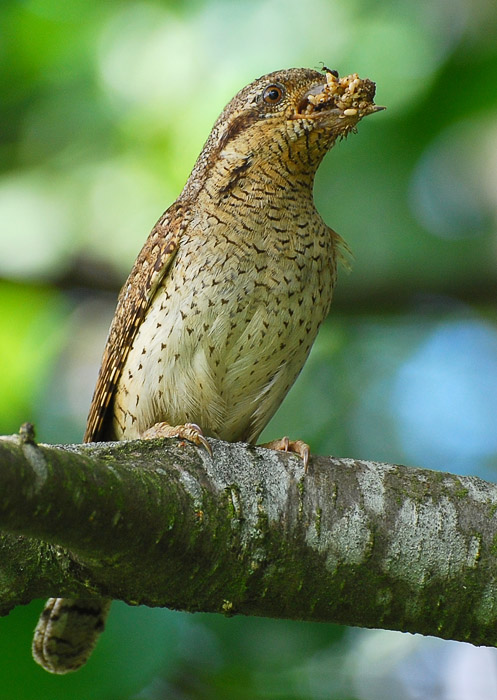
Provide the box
[294,73,385,121]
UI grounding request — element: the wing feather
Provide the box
[84,202,186,442]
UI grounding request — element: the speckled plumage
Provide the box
[111,176,336,443]
[33,67,382,673]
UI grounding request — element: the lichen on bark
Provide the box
[1,431,497,647]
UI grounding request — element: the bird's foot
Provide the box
[141,422,212,456]
[261,436,310,472]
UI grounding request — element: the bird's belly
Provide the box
[111,251,333,443]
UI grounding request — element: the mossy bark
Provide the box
[1,431,497,647]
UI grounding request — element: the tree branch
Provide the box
[1,427,497,648]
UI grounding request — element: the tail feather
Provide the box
[32,597,111,674]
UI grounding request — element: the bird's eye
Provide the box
[263,84,284,105]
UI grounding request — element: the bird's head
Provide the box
[184,67,384,198]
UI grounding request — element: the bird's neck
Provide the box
[179,122,336,209]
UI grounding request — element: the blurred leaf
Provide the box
[0,281,68,436]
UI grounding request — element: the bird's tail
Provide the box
[32,597,111,674]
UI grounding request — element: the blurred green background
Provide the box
[2,0,497,698]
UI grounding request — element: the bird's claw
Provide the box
[261,436,310,472]
[141,421,212,457]
[183,423,213,457]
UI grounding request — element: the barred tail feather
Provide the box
[32,597,111,674]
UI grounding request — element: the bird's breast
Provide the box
[111,216,336,443]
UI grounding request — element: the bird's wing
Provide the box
[84,202,186,442]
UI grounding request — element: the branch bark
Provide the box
[1,427,497,648]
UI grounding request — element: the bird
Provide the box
[32,66,383,673]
